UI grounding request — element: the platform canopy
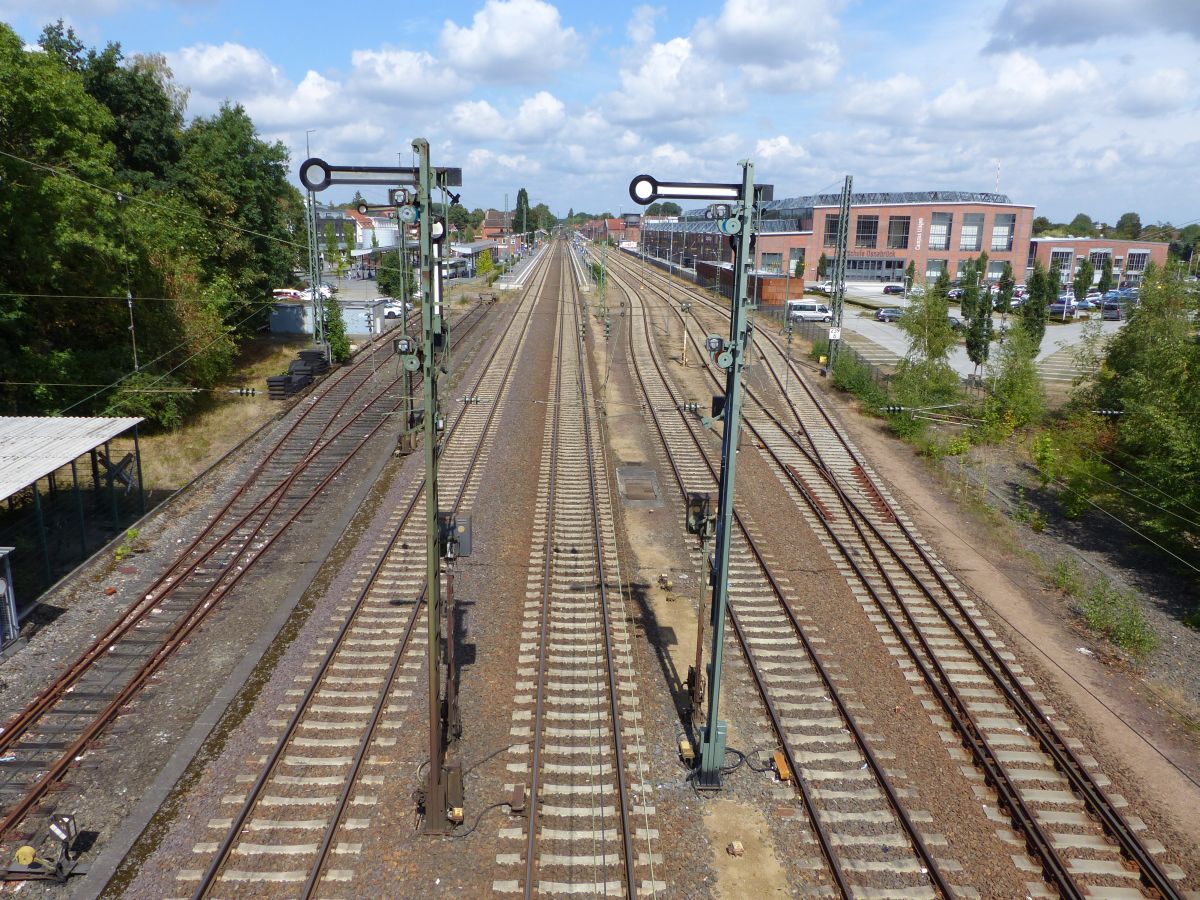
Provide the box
[0,417,143,501]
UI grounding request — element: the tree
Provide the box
[513,187,531,237]
[1073,257,1095,301]
[964,260,994,374]
[659,201,682,216]
[476,249,494,279]
[1098,255,1114,293]
[1033,216,1054,236]
[323,222,347,278]
[895,270,960,406]
[1114,212,1142,239]
[531,202,554,232]
[1091,265,1199,526]
[817,253,829,278]
[1068,213,1098,237]
[324,298,350,363]
[960,258,980,320]
[904,259,916,290]
[984,326,1044,429]
[998,261,1015,314]
[1021,261,1052,350]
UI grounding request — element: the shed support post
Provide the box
[32,480,51,586]
[72,460,87,558]
[133,424,145,516]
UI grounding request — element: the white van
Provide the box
[786,300,832,322]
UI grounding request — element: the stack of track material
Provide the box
[266,350,329,399]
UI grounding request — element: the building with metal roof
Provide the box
[0,417,145,644]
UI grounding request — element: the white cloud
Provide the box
[441,0,582,80]
[626,5,663,44]
[605,37,740,130]
[448,99,508,141]
[696,0,843,91]
[514,91,566,140]
[928,53,1099,128]
[350,47,460,101]
[842,74,925,124]
[446,90,566,143]
[755,135,808,162]
[169,42,287,99]
[986,0,1200,51]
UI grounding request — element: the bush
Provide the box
[1082,576,1157,659]
[830,351,887,409]
[1051,557,1084,596]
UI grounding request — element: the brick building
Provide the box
[1028,237,1169,287]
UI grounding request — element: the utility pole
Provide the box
[299,145,464,832]
[827,175,852,369]
[629,163,771,789]
[305,129,325,355]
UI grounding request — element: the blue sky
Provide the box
[4,0,1197,226]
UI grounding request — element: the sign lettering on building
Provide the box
[915,217,924,252]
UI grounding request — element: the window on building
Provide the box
[959,213,984,251]
[956,259,969,278]
[987,261,1006,282]
[926,259,947,279]
[887,216,910,249]
[1049,249,1073,284]
[823,214,840,248]
[788,247,805,277]
[855,215,879,249]
[1088,250,1111,271]
[760,252,783,274]
[1126,250,1150,271]
[991,214,1016,251]
[929,212,952,251]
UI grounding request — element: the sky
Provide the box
[3,0,1198,225]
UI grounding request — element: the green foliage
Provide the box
[1051,557,1084,595]
[645,201,682,216]
[1068,213,1098,237]
[376,250,404,299]
[0,23,303,424]
[1088,266,1200,531]
[997,261,1015,312]
[476,249,494,278]
[985,327,1045,429]
[1098,255,1114,293]
[1082,576,1157,659]
[830,351,887,409]
[899,272,956,364]
[817,253,828,278]
[964,258,994,371]
[114,527,140,562]
[1031,434,1058,487]
[1072,257,1094,301]
[324,299,350,363]
[904,259,916,287]
[513,187,531,236]
[1021,261,1052,350]
[1114,211,1142,239]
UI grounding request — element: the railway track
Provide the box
[610,249,1187,897]
[0,303,491,849]
[183,251,557,897]
[608,263,949,897]
[492,247,661,897]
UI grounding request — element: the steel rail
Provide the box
[570,256,638,900]
[0,304,466,756]
[193,253,552,899]
[610,265,947,898]
[0,303,492,842]
[624,252,1179,898]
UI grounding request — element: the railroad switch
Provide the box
[4,815,86,883]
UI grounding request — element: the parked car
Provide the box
[947,315,965,332]
[382,299,407,318]
[272,288,304,301]
[882,284,904,295]
[787,300,833,322]
[816,280,834,293]
[1085,288,1102,303]
[947,288,965,300]
[1049,299,1077,318]
[1076,298,1097,310]
[874,307,904,322]
[1101,302,1124,321]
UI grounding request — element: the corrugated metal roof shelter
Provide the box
[0,417,143,500]
[0,417,145,641]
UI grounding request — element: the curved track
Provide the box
[607,248,1185,898]
[0,305,490,845]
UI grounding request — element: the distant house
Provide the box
[480,209,513,240]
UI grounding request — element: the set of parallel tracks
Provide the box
[492,247,661,897]
[608,249,1186,898]
[0,304,489,848]
[184,253,558,897]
